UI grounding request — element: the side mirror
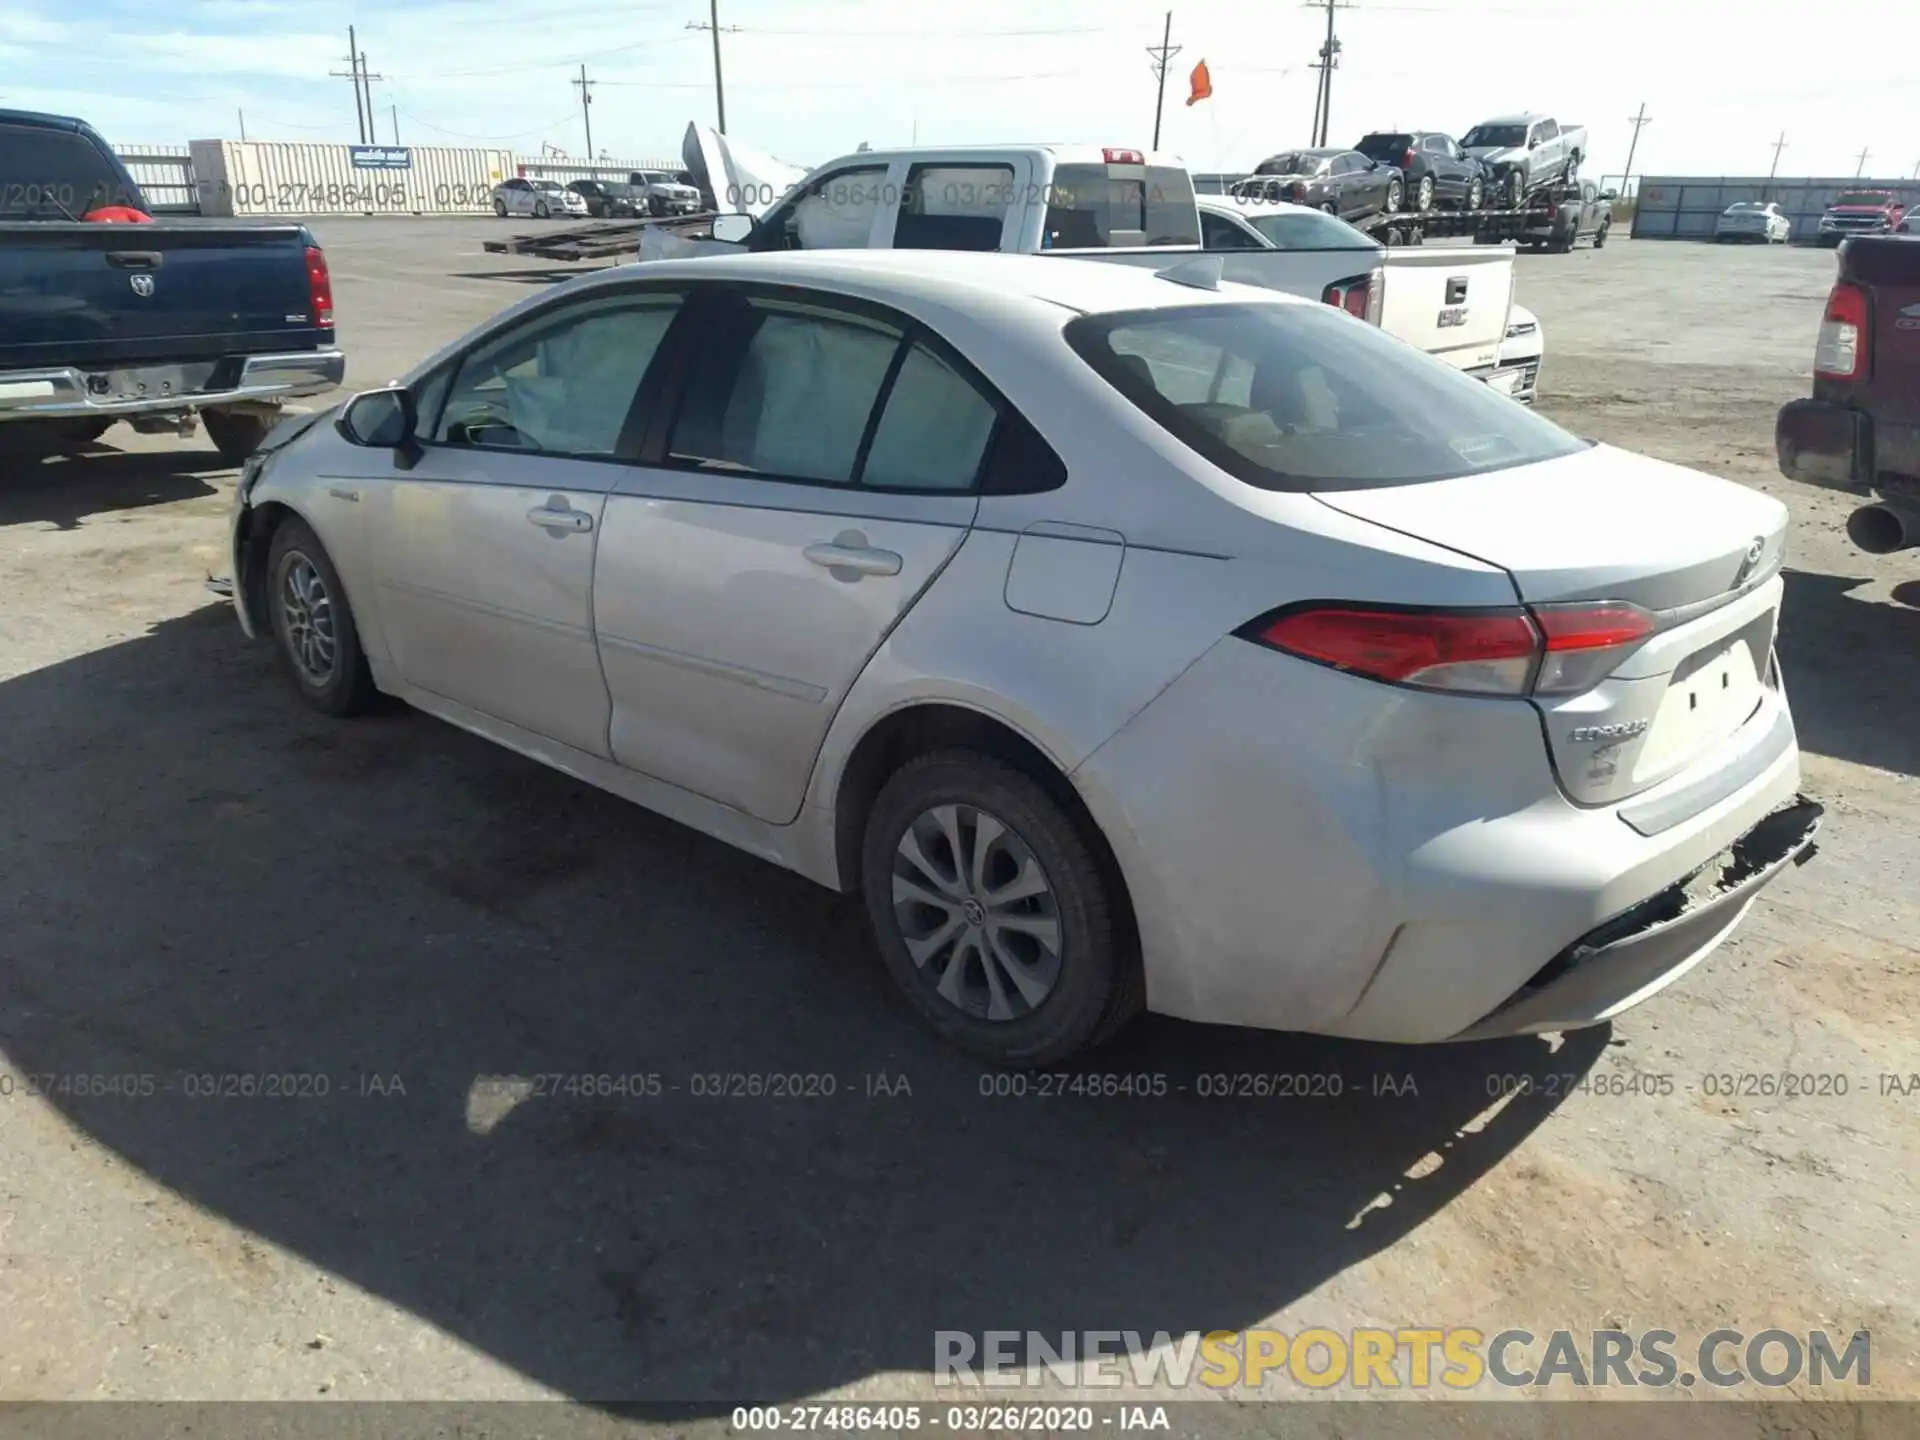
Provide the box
[711,212,754,244]
[337,386,415,449]
[1527,139,1539,150]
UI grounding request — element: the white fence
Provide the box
[109,140,679,218]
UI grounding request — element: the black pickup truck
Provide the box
[0,108,345,462]
[1776,234,1920,553]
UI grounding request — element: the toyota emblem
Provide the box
[129,273,155,297]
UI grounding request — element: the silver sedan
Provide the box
[225,250,1817,1065]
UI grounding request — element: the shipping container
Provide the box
[1632,175,1920,243]
[516,156,681,185]
[112,144,198,213]
[191,141,517,217]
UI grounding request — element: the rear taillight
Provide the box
[1241,601,1656,698]
[1403,148,1416,171]
[1321,272,1382,324]
[1814,279,1869,381]
[1102,147,1145,165]
[304,245,334,330]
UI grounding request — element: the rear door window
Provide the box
[1043,163,1199,247]
[1201,210,1263,249]
[861,343,999,490]
[1065,301,1587,491]
[0,123,144,218]
[895,164,1014,251]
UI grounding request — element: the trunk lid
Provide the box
[1315,444,1791,804]
[0,221,322,370]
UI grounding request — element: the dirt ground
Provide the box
[0,221,1914,1421]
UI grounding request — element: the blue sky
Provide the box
[2,0,1915,180]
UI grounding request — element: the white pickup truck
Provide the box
[650,127,1521,382]
[1459,114,1588,209]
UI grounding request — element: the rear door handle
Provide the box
[804,542,902,577]
[105,251,163,269]
[527,505,593,533]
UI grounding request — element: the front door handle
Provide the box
[527,504,593,533]
[804,541,902,577]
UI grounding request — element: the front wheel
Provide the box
[1384,178,1404,213]
[203,408,276,463]
[1504,170,1526,208]
[266,518,378,717]
[1564,151,1580,183]
[861,751,1140,1067]
[1594,221,1609,249]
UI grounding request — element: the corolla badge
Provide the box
[1570,719,1650,743]
[129,273,155,297]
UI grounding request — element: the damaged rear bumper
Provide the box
[1454,796,1823,1039]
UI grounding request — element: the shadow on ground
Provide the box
[1779,567,1920,778]
[0,444,226,531]
[447,267,612,287]
[0,605,1605,1406]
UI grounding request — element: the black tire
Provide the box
[203,408,276,464]
[533,200,549,219]
[860,750,1141,1067]
[493,198,507,217]
[649,196,665,217]
[1320,202,1337,216]
[1565,151,1581,183]
[1505,170,1526,208]
[266,517,378,718]
[1466,175,1485,211]
[1594,221,1609,249]
[1384,178,1404,213]
[1415,175,1434,212]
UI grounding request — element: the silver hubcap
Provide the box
[279,553,337,684]
[891,804,1062,1023]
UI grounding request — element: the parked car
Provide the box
[492,177,589,219]
[628,170,704,217]
[1518,180,1614,252]
[1245,148,1405,223]
[1776,234,1920,553]
[566,179,641,218]
[1196,196,1534,389]
[0,106,344,462]
[1354,130,1488,212]
[222,249,1819,1064]
[1460,114,1587,208]
[1716,201,1793,244]
[1816,190,1907,247]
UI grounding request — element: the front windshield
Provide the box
[533,181,564,192]
[1835,191,1890,206]
[1462,125,1527,148]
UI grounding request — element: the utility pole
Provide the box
[1855,147,1870,178]
[1767,131,1788,179]
[331,27,369,142]
[573,64,595,162]
[357,50,385,142]
[1621,102,1651,195]
[1303,0,1349,147]
[1146,12,1181,152]
[686,1,740,134]
[237,108,247,142]
[391,104,401,145]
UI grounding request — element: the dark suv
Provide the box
[566,179,640,217]
[1355,131,1487,212]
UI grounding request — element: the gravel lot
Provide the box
[1,220,1914,1416]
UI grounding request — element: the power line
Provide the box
[686,0,741,133]
[1146,12,1181,152]
[1621,101,1651,192]
[572,64,595,161]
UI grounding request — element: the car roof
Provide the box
[1476,113,1543,125]
[619,248,1303,317]
[0,106,87,131]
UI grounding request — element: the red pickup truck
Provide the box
[1815,190,1909,247]
[1776,234,1920,551]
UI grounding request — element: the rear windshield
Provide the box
[1064,302,1587,492]
[1356,134,1411,159]
[1461,124,1527,148]
[1245,210,1376,249]
[0,121,145,218]
[1255,153,1323,176]
[1042,164,1199,248]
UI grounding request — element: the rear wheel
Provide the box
[1320,202,1337,216]
[1384,178,1404,213]
[533,200,549,218]
[203,408,276,464]
[1564,151,1581,183]
[266,517,378,718]
[861,751,1140,1067]
[1415,175,1434,212]
[493,197,507,217]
